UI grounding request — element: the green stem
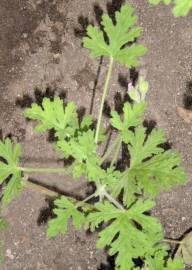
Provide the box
[75,192,98,208]
[22,177,94,211]
[19,167,69,174]
[22,179,59,197]
[100,134,121,164]
[95,56,114,144]
[103,191,125,211]
[162,239,183,245]
[110,136,122,168]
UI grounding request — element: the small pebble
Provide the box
[89,81,94,89]
[23,33,28,39]
[6,249,14,260]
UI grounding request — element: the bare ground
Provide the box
[0,0,192,269]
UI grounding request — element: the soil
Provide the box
[0,0,191,269]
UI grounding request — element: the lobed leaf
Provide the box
[87,199,164,270]
[83,4,147,67]
[111,127,187,206]
[110,102,145,143]
[24,97,79,139]
[47,196,85,237]
[0,139,22,206]
[57,130,105,182]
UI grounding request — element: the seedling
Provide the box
[0,3,190,269]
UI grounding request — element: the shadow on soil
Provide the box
[183,80,192,110]
[98,255,115,270]
[15,86,67,108]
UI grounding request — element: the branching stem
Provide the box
[103,191,125,211]
[95,56,114,144]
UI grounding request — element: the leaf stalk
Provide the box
[95,56,114,144]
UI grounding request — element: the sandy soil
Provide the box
[0,0,192,269]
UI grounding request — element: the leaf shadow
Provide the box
[15,85,67,109]
[183,80,192,110]
[26,177,87,226]
[97,255,115,270]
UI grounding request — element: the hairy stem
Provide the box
[103,191,125,211]
[100,134,121,164]
[75,192,98,208]
[22,179,59,197]
[110,136,122,168]
[95,56,114,144]
[22,177,94,211]
[162,239,183,245]
[19,167,70,174]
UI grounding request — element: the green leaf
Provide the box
[24,97,78,139]
[80,115,93,130]
[0,139,22,206]
[139,78,149,100]
[0,218,8,230]
[173,0,192,17]
[87,199,164,270]
[83,4,147,67]
[111,127,187,206]
[47,196,85,237]
[129,127,165,166]
[110,102,146,143]
[57,130,105,182]
[2,172,22,205]
[145,249,184,270]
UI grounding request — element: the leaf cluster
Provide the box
[24,94,187,269]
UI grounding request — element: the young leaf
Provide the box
[57,130,105,182]
[24,97,78,139]
[83,4,147,67]
[110,102,146,143]
[47,196,85,237]
[87,199,164,270]
[0,139,23,206]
